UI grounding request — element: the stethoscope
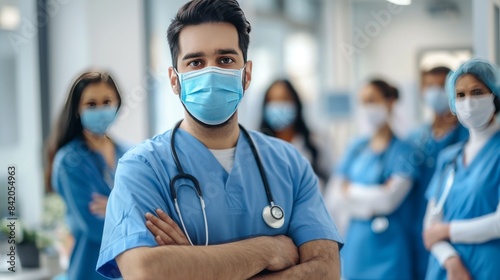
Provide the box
[169,120,285,246]
[430,148,461,218]
[350,142,391,234]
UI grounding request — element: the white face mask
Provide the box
[455,94,495,131]
[358,104,389,135]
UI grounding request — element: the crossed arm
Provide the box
[116,209,340,280]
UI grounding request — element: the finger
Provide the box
[146,220,175,245]
[156,209,189,244]
[148,210,189,245]
[155,235,166,246]
[92,193,107,199]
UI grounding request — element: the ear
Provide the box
[243,60,252,91]
[168,67,180,95]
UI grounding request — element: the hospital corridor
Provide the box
[1,0,500,279]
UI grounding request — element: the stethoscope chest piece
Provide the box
[262,204,285,229]
[371,216,389,233]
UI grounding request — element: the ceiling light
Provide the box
[387,0,412,5]
[0,5,20,30]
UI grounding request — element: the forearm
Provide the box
[251,240,340,280]
[117,236,274,280]
[430,241,458,266]
[346,176,412,218]
[424,200,458,266]
[450,203,500,244]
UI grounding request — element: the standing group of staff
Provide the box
[325,59,500,280]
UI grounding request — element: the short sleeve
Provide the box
[335,138,366,177]
[96,152,169,279]
[287,153,344,248]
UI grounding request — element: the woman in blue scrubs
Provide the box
[326,80,418,279]
[423,59,500,280]
[45,72,128,280]
[259,79,330,183]
[406,66,468,279]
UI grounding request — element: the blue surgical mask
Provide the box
[264,101,297,131]
[81,106,118,135]
[176,66,245,125]
[424,86,449,115]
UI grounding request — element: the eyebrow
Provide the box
[181,48,239,61]
[216,48,239,55]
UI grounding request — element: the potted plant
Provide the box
[0,218,52,269]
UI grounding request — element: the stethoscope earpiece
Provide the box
[262,204,285,229]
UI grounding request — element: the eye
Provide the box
[219,57,234,64]
[456,92,465,98]
[472,89,485,96]
[104,99,112,105]
[188,60,202,67]
[87,102,97,107]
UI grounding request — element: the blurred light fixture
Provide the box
[387,0,411,5]
[0,5,20,30]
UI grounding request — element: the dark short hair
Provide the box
[426,66,451,76]
[369,79,399,101]
[167,0,251,69]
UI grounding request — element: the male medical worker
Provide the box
[96,0,342,279]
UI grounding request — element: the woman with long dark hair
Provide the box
[45,71,128,280]
[259,79,329,182]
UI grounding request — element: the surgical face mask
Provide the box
[358,104,389,135]
[81,106,118,135]
[424,86,449,115]
[264,101,297,131]
[176,66,245,125]
[455,94,495,131]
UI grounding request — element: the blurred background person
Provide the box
[423,58,500,280]
[406,66,469,279]
[325,79,418,280]
[45,72,129,280]
[259,79,331,185]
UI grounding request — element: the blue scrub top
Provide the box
[406,124,468,279]
[52,137,129,280]
[425,131,500,280]
[337,136,418,280]
[96,128,342,279]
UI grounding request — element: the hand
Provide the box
[341,180,350,195]
[423,222,450,250]
[145,209,190,246]
[266,235,299,271]
[89,193,108,217]
[444,256,472,280]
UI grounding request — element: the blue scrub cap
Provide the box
[446,58,500,114]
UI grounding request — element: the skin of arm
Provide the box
[145,209,341,280]
[250,240,340,280]
[116,235,298,280]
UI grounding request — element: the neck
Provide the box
[83,130,110,150]
[432,111,458,138]
[468,119,499,145]
[275,126,296,143]
[370,123,393,152]
[181,113,240,149]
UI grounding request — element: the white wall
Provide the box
[350,0,473,135]
[473,0,500,61]
[0,0,43,227]
[49,0,147,144]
